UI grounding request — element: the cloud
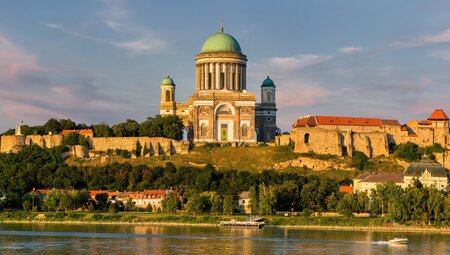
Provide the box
[0,33,41,79]
[429,50,450,62]
[393,28,450,47]
[268,54,332,72]
[99,0,166,53]
[0,32,134,130]
[338,47,364,54]
[39,0,166,54]
[39,22,63,29]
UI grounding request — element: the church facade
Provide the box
[159,26,277,143]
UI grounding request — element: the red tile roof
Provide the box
[89,190,108,198]
[401,125,408,131]
[408,133,418,137]
[418,120,432,125]
[381,119,401,126]
[293,115,394,128]
[61,129,94,136]
[339,185,354,193]
[427,109,449,120]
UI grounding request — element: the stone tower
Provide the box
[256,76,278,142]
[159,75,176,116]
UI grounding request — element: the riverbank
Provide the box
[0,211,448,233]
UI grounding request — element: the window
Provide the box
[241,124,248,137]
[165,90,171,102]
[220,72,225,89]
[266,91,272,103]
[200,123,207,137]
[304,133,310,144]
[208,73,212,89]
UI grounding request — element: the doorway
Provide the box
[221,124,228,141]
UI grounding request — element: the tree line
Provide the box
[0,145,448,225]
[2,115,184,140]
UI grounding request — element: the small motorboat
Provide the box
[388,237,408,244]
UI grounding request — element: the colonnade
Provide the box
[195,62,246,91]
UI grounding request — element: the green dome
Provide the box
[201,29,241,53]
[261,76,275,88]
[161,75,175,86]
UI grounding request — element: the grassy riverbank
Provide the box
[1,211,448,233]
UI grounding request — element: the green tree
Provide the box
[186,194,210,214]
[59,119,76,130]
[210,194,223,214]
[258,184,277,215]
[394,142,421,162]
[112,119,140,137]
[44,118,62,134]
[59,191,74,211]
[146,203,153,212]
[44,189,62,211]
[336,193,355,217]
[92,123,112,137]
[222,195,235,215]
[135,141,142,157]
[352,151,369,171]
[140,117,162,137]
[109,203,118,214]
[161,193,180,213]
[249,186,259,214]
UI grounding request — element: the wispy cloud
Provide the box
[0,32,132,129]
[268,54,332,72]
[429,50,450,62]
[338,46,364,54]
[393,28,450,48]
[99,0,166,53]
[0,32,41,79]
[39,0,166,54]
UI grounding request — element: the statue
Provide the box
[15,121,23,136]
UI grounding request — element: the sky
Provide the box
[1,0,450,133]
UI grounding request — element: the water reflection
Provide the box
[0,223,447,255]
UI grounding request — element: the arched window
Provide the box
[304,133,310,144]
[241,124,248,137]
[165,90,171,102]
[200,123,207,137]
[266,91,272,103]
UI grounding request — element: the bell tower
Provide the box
[159,75,176,116]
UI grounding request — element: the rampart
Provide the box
[0,135,189,157]
[92,137,189,156]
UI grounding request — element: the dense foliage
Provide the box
[2,115,185,141]
[0,145,448,225]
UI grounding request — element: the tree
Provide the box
[222,195,235,215]
[162,193,180,213]
[59,119,76,130]
[258,184,277,215]
[112,119,140,137]
[186,194,210,214]
[109,203,118,214]
[140,117,162,137]
[394,142,421,162]
[249,186,259,214]
[92,123,112,137]
[146,203,153,212]
[352,151,369,171]
[135,141,142,157]
[59,191,74,211]
[210,194,223,214]
[336,193,355,217]
[44,118,62,134]
[44,189,62,211]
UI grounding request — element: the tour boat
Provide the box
[388,237,408,244]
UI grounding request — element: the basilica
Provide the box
[159,25,277,143]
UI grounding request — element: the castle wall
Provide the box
[92,137,189,155]
[0,135,26,153]
[291,127,342,155]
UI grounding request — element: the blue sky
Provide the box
[1,0,450,133]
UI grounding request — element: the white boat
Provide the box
[388,237,408,244]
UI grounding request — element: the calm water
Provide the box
[0,223,448,254]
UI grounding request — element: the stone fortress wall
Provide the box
[280,110,450,159]
[0,134,189,156]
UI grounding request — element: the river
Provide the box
[0,223,448,254]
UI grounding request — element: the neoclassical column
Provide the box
[211,63,215,90]
[215,63,220,89]
[243,66,246,90]
[205,63,209,90]
[228,63,232,90]
[235,64,239,91]
[225,63,229,90]
[196,65,199,90]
